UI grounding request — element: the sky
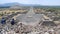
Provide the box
[0,0,60,6]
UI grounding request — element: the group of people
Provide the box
[1,17,15,25]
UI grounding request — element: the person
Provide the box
[1,17,6,24]
[11,18,15,25]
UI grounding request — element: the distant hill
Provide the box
[0,2,60,8]
[0,2,20,8]
[0,2,41,7]
[33,5,60,8]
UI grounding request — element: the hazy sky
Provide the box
[0,0,60,6]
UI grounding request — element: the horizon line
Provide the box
[0,2,60,6]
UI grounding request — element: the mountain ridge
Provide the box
[0,2,60,8]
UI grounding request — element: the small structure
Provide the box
[42,15,56,26]
[43,15,53,21]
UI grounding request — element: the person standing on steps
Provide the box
[1,17,6,24]
[11,18,15,25]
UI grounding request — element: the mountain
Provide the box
[0,2,60,8]
[0,2,20,8]
[0,2,42,8]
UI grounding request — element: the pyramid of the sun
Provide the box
[16,7,43,26]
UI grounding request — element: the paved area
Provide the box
[16,7,43,26]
